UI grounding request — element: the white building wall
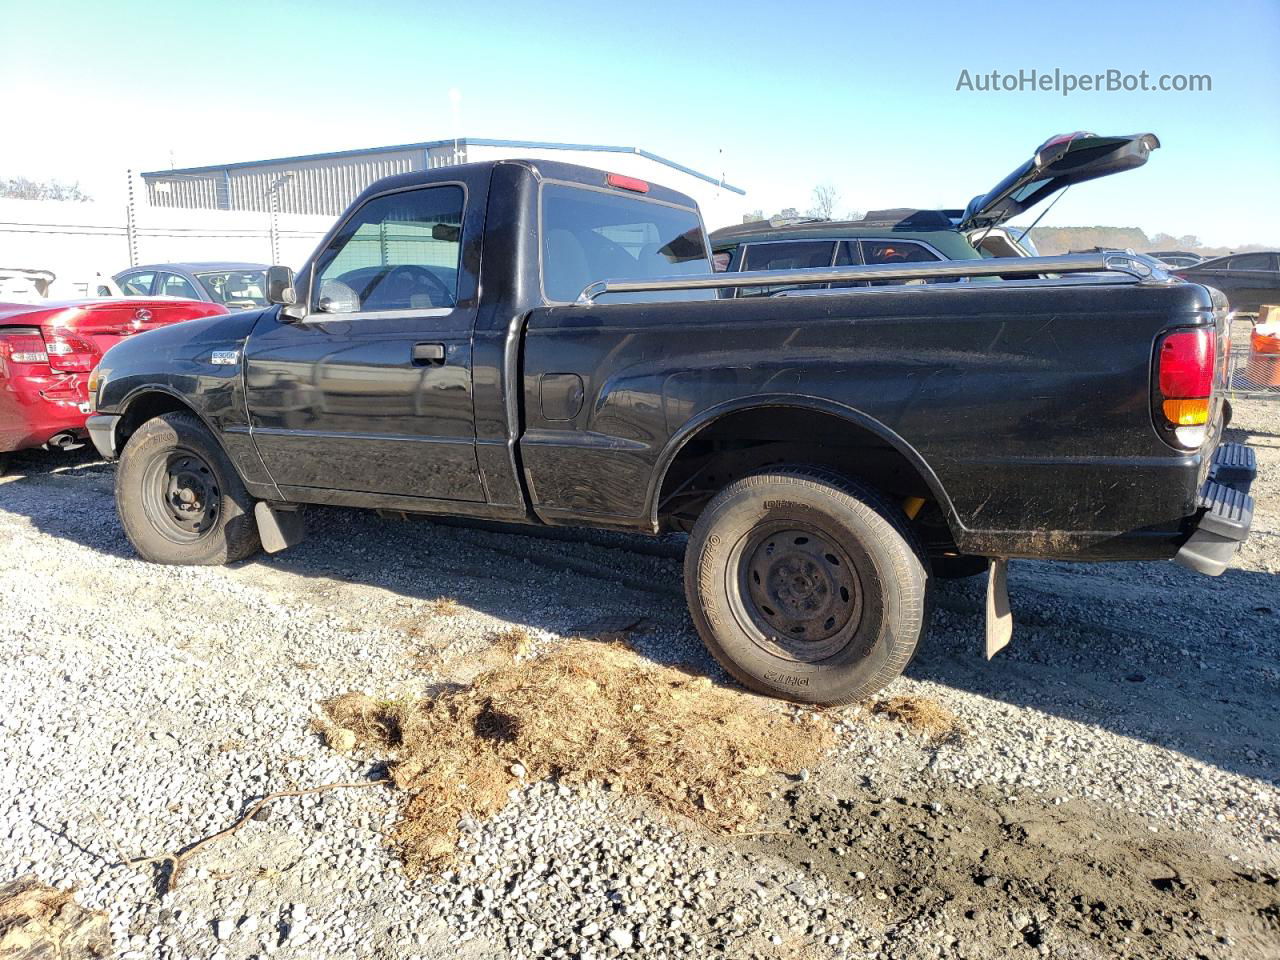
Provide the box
[0,195,335,281]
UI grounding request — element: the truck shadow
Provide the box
[911,562,1280,790]
[3,448,1277,788]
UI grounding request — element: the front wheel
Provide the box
[685,467,929,705]
[116,412,261,565]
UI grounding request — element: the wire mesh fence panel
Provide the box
[1226,314,1280,400]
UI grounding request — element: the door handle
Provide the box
[412,342,446,365]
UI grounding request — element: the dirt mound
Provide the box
[323,641,832,870]
[0,876,110,959]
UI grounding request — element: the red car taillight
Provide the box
[43,332,101,373]
[0,328,50,366]
[1155,328,1214,447]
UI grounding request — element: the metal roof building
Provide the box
[141,138,749,229]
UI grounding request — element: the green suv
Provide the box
[711,131,1159,296]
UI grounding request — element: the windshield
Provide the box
[196,270,269,308]
[540,183,712,303]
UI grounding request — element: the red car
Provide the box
[0,298,227,473]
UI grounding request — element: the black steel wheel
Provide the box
[685,466,930,705]
[140,449,222,542]
[116,412,261,565]
[733,523,863,662]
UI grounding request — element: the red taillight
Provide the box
[606,172,649,193]
[1158,330,1214,398]
[44,333,100,373]
[1156,329,1214,437]
[0,328,49,366]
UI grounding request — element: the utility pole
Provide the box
[125,169,139,267]
[266,172,294,264]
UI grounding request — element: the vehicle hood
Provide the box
[958,132,1160,232]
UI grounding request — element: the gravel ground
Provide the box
[0,398,1277,960]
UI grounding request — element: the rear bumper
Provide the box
[1174,442,1256,576]
[87,414,121,459]
[0,372,90,453]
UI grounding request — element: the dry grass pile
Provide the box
[392,597,463,641]
[0,875,110,959]
[322,641,832,869]
[409,626,532,676]
[427,597,460,618]
[872,694,961,739]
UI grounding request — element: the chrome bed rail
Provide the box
[576,253,1168,303]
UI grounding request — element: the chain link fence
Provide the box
[1226,313,1280,400]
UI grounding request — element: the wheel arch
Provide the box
[113,386,214,452]
[648,395,962,540]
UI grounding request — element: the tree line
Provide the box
[1,176,93,203]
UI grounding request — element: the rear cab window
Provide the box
[540,183,712,303]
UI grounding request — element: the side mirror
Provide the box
[316,279,360,315]
[265,265,297,305]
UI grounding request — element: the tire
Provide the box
[685,466,930,706]
[931,555,988,580]
[0,453,8,478]
[115,412,261,565]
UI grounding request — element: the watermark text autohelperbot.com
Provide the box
[956,68,1211,96]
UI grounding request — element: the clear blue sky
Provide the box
[3,0,1277,245]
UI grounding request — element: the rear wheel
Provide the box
[685,466,930,705]
[116,412,261,565]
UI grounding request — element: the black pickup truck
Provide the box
[86,159,1258,705]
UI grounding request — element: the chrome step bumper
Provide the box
[1174,442,1256,576]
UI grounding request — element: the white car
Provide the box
[0,267,121,303]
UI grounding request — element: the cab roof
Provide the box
[350,159,703,213]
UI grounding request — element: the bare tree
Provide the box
[0,176,93,202]
[807,183,840,221]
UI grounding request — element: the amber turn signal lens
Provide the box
[1162,397,1209,425]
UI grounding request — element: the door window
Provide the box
[1227,253,1274,271]
[158,272,200,299]
[313,185,464,314]
[118,271,155,296]
[737,240,836,297]
[860,240,945,285]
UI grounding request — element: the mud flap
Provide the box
[985,558,1012,659]
[254,501,306,554]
